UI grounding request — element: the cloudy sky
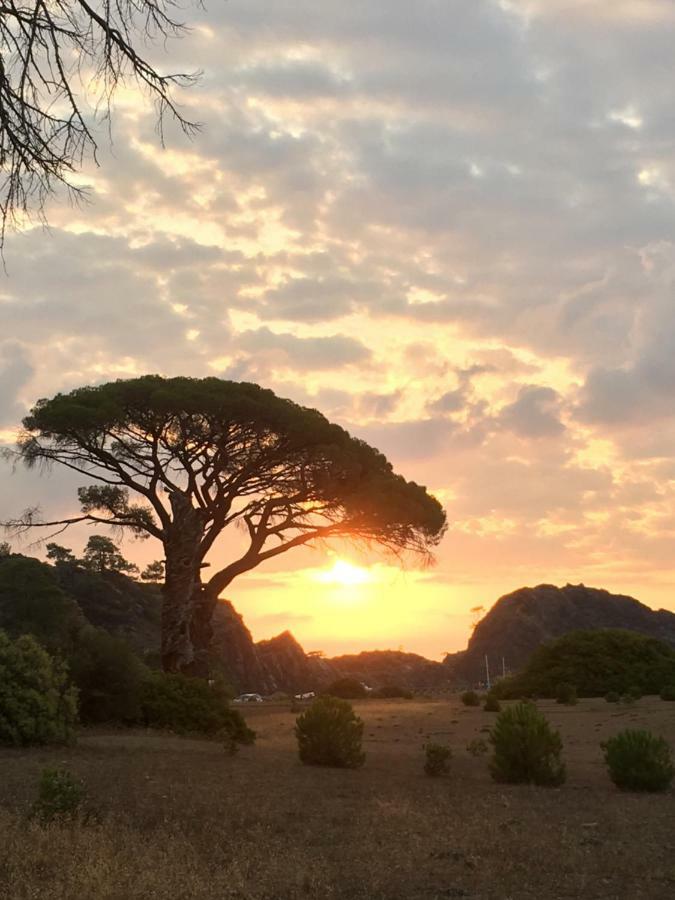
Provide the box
[3,0,675,658]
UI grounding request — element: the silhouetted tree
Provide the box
[82,535,139,576]
[141,559,165,582]
[7,376,447,676]
[45,542,76,565]
[0,541,11,559]
[0,1,200,242]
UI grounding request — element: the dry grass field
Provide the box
[1,696,674,900]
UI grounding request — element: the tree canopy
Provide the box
[8,376,447,675]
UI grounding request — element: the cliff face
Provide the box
[447,583,675,684]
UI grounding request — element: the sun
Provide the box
[316,559,372,587]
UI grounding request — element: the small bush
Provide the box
[424,742,451,776]
[325,678,368,700]
[0,631,78,746]
[32,768,85,823]
[295,696,365,768]
[483,695,501,712]
[660,685,675,702]
[555,683,578,705]
[489,701,566,786]
[140,672,255,744]
[626,686,643,701]
[461,690,480,707]
[373,685,413,699]
[602,729,674,792]
[466,738,489,757]
[605,691,621,703]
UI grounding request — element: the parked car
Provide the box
[293,691,316,701]
[233,693,264,703]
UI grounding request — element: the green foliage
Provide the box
[483,694,501,712]
[82,535,139,576]
[325,677,368,700]
[602,730,674,792]
[140,672,255,743]
[555,683,578,705]
[372,684,413,699]
[659,685,675,701]
[32,768,86,823]
[495,630,675,699]
[295,696,365,768]
[466,737,489,757]
[141,560,165,582]
[68,628,148,724]
[45,543,76,565]
[0,631,78,746]
[461,690,481,707]
[424,742,452,776]
[605,691,621,703]
[0,555,84,652]
[489,701,566,786]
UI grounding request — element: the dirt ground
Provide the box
[1,696,674,900]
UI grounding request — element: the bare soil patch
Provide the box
[1,697,674,899]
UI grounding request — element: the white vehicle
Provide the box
[233,693,264,703]
[294,691,316,701]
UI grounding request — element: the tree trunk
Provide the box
[161,493,207,675]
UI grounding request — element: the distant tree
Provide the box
[141,560,165,583]
[81,535,139,577]
[46,543,76,565]
[0,1,200,243]
[0,541,11,559]
[7,376,447,677]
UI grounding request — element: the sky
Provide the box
[2,0,675,659]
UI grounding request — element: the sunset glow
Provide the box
[315,560,373,588]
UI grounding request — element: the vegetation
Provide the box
[489,701,566,786]
[555,683,578,705]
[495,630,675,699]
[140,672,255,744]
[424,742,452,776]
[325,677,368,699]
[32,768,86,823]
[0,631,78,746]
[295,696,365,768]
[373,684,413,699]
[483,694,501,712]
[466,737,489,757]
[9,376,446,677]
[461,690,481,707]
[659,685,675,702]
[602,730,674,792]
[605,691,621,703]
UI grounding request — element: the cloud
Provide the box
[499,385,565,438]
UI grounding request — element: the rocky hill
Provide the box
[330,650,449,692]
[446,583,675,685]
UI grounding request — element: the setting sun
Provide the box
[315,559,372,587]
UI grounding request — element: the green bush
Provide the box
[489,701,566,786]
[461,690,481,707]
[555,683,578,705]
[483,694,501,712]
[494,630,675,699]
[424,742,451,776]
[466,738,489,757]
[659,685,675,702]
[372,685,413,699]
[32,767,86,823]
[605,691,621,703]
[602,730,674,792]
[0,631,78,746]
[68,628,148,724]
[295,696,365,768]
[140,672,255,744]
[325,678,368,700]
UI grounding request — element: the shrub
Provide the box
[660,685,675,702]
[0,631,78,746]
[373,685,413,699]
[424,742,451,776]
[68,628,148,724]
[295,696,365,768]
[461,690,480,707]
[483,694,501,712]
[555,683,578,705]
[605,691,621,703]
[466,738,489,757]
[32,767,86,823]
[325,678,368,700]
[489,701,566,786]
[140,672,255,744]
[602,730,674,792]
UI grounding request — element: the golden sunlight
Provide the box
[315,559,373,587]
